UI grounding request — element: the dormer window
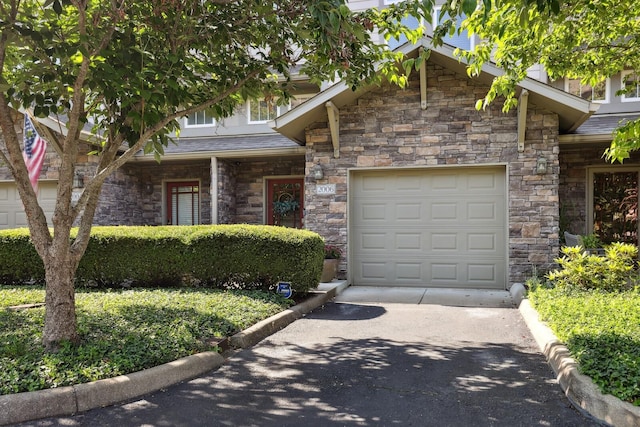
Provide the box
[565,78,609,103]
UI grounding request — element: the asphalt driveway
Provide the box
[17,300,601,427]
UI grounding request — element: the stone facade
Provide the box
[303,62,561,285]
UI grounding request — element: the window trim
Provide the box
[247,99,282,124]
[586,166,640,243]
[164,179,201,225]
[621,70,640,102]
[564,78,610,103]
[184,111,216,128]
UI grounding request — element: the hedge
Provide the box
[0,225,325,294]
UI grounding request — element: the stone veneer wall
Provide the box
[232,158,304,224]
[93,159,212,225]
[559,144,640,238]
[304,62,560,285]
[216,159,237,224]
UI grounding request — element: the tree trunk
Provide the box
[42,254,80,351]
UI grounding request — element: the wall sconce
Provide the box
[144,183,154,194]
[72,172,83,189]
[312,163,324,180]
[536,157,547,175]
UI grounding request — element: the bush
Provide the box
[546,242,638,292]
[529,287,640,406]
[0,225,325,294]
[0,229,44,285]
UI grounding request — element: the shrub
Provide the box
[0,225,325,294]
[546,242,638,292]
[0,229,44,285]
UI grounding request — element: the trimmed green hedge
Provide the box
[0,225,325,294]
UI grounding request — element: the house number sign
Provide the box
[316,184,336,195]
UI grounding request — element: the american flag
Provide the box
[22,115,47,191]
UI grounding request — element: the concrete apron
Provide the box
[330,284,523,308]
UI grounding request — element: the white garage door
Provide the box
[351,167,507,289]
[0,182,57,229]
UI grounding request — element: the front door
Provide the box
[267,178,304,228]
[167,181,200,225]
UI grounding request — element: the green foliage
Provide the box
[547,243,638,292]
[0,229,44,285]
[529,287,640,405]
[0,287,293,394]
[579,233,602,249]
[0,225,325,294]
[435,0,640,161]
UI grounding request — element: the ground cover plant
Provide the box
[0,286,294,395]
[528,243,640,406]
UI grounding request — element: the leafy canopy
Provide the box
[2,0,433,161]
[436,0,640,162]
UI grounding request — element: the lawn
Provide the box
[528,286,640,406]
[0,286,294,395]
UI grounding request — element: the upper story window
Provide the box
[621,71,640,102]
[185,111,215,127]
[248,99,280,123]
[565,78,609,103]
[387,15,423,50]
[434,8,473,51]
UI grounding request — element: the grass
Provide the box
[0,286,295,395]
[528,286,640,406]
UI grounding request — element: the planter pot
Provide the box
[321,259,339,282]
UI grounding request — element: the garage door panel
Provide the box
[0,182,56,229]
[351,167,506,289]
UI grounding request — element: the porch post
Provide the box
[210,156,218,224]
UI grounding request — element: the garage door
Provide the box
[0,182,57,229]
[351,167,507,289]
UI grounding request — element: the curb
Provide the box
[519,299,640,427]
[0,283,347,426]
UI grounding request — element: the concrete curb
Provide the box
[0,352,224,426]
[0,282,347,426]
[519,299,640,427]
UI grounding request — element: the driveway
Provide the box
[18,300,600,426]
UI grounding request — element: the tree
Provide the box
[435,0,640,162]
[0,0,434,350]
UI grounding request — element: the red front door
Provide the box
[267,178,304,228]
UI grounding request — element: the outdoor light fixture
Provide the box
[312,163,324,180]
[145,183,154,194]
[72,171,83,188]
[536,157,548,175]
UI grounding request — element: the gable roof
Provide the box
[270,37,599,144]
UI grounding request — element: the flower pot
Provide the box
[321,259,339,282]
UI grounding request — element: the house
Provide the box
[2,7,640,291]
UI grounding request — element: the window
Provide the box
[565,78,609,103]
[434,8,473,51]
[166,181,200,225]
[248,99,279,123]
[387,15,423,50]
[588,168,639,245]
[621,71,640,102]
[185,111,215,127]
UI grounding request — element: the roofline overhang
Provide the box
[130,145,305,162]
[270,37,598,142]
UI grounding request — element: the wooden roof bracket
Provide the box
[517,90,529,152]
[325,101,340,158]
[419,47,427,110]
